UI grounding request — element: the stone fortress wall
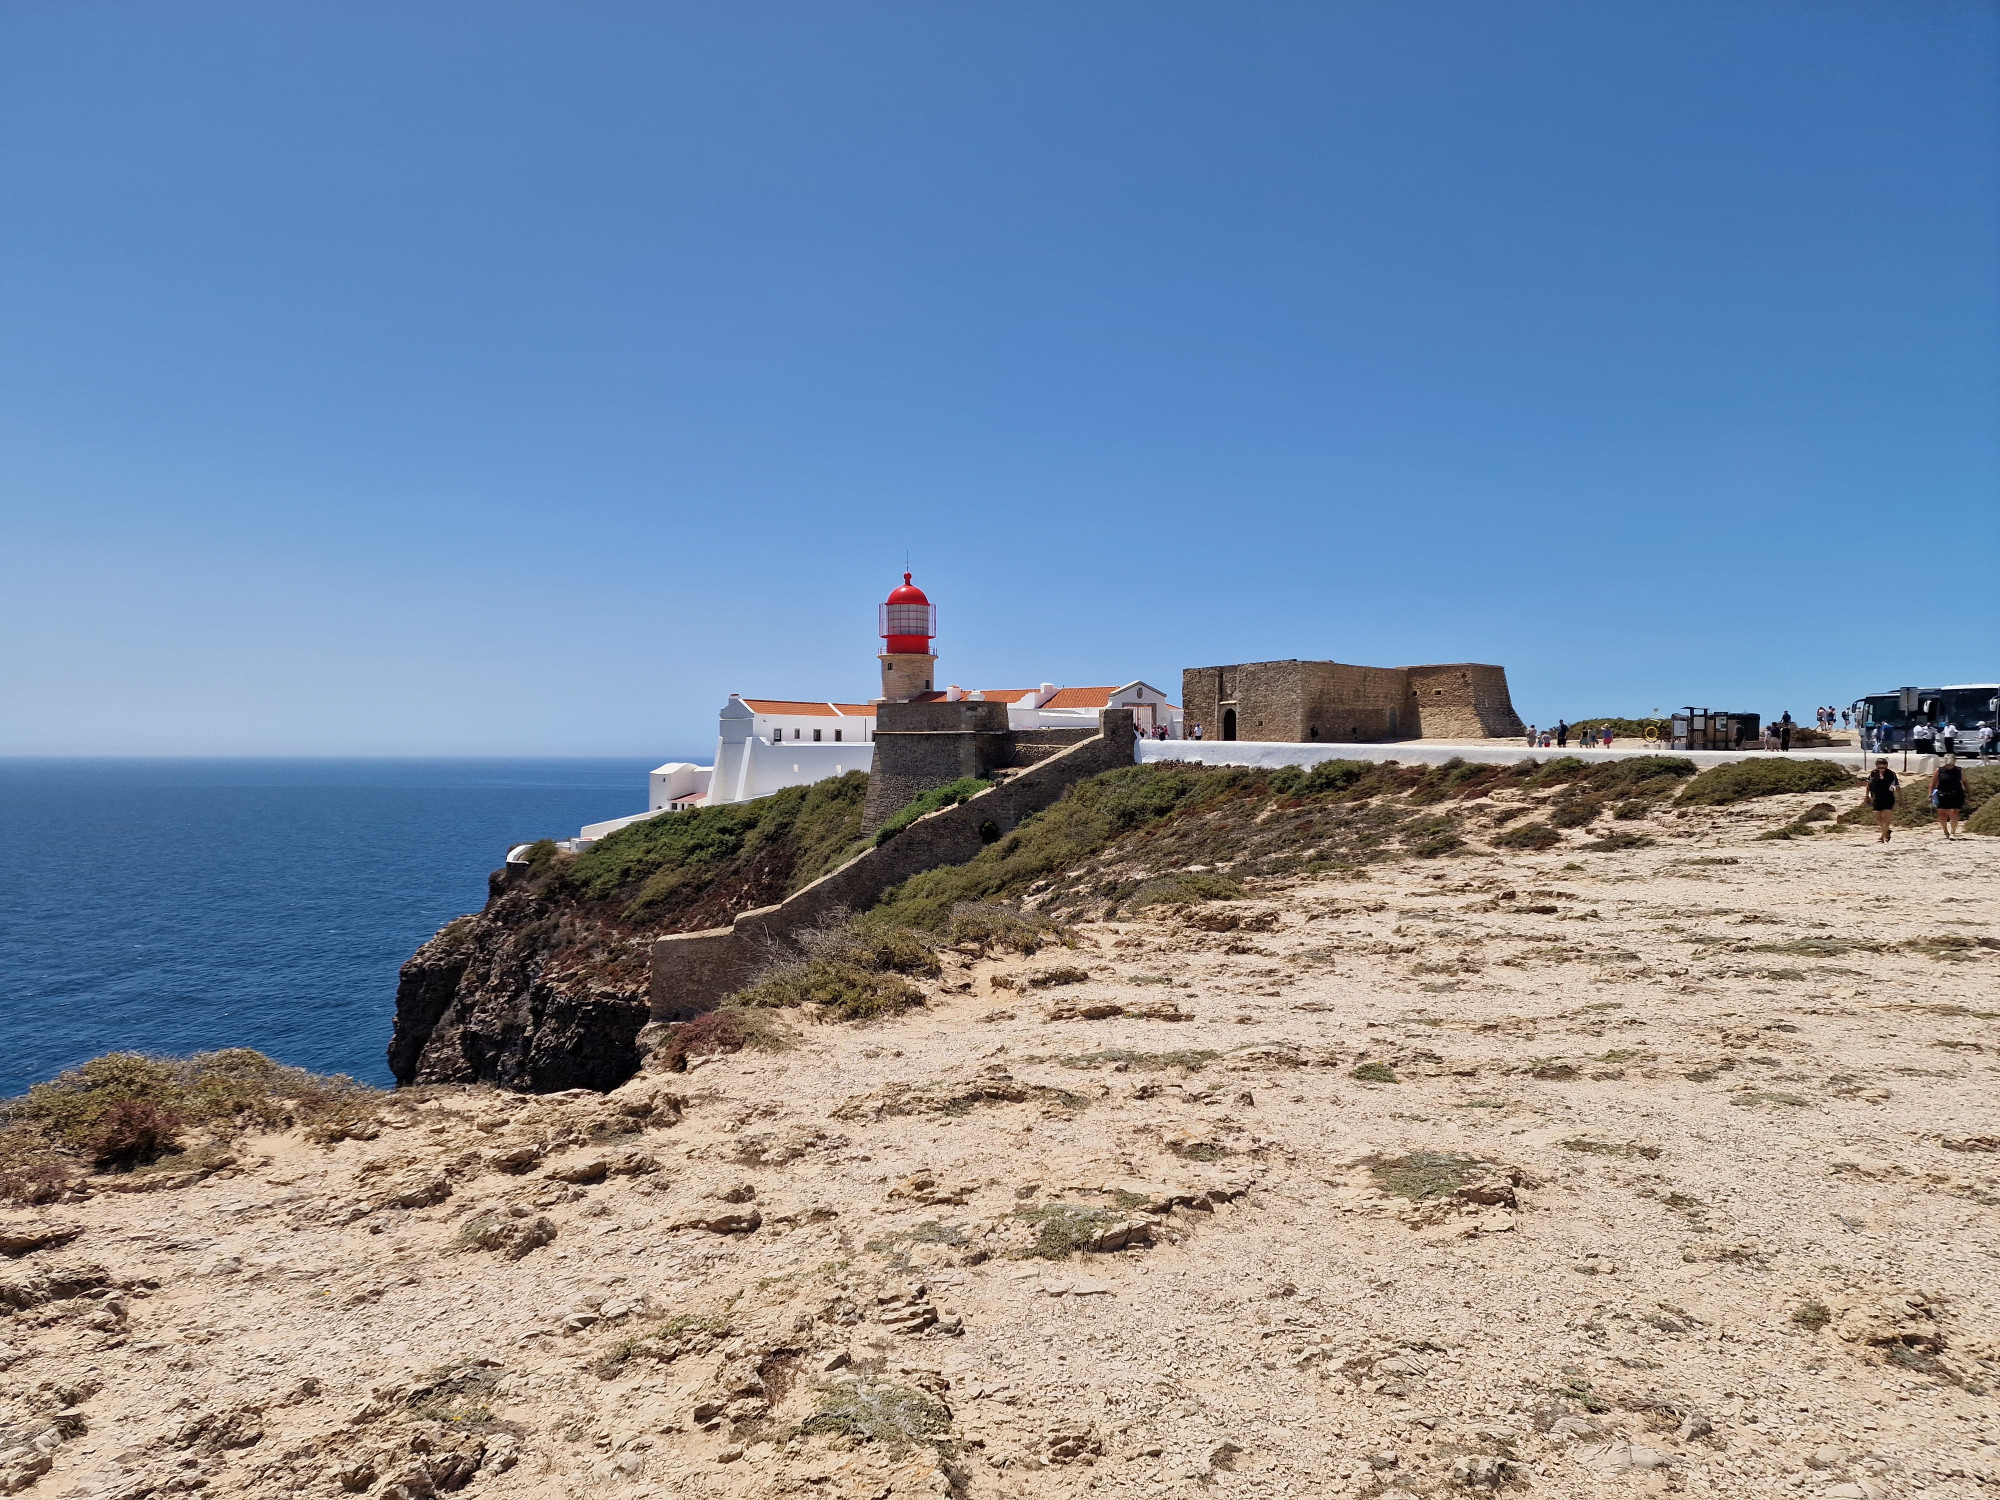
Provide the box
[651,710,1138,1020]
[1183,659,1526,743]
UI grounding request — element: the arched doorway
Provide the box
[1222,708,1237,741]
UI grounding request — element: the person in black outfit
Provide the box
[1930,755,1968,840]
[1556,721,1568,749]
[1863,758,1900,843]
[1779,711,1793,752]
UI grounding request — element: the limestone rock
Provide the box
[0,1223,82,1258]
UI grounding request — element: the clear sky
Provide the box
[3,2,1995,756]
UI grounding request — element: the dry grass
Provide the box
[1,1049,383,1198]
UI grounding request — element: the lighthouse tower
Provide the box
[877,573,937,702]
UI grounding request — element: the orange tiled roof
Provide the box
[742,687,1180,714]
[915,686,1179,710]
[740,699,876,717]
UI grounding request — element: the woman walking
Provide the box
[1930,755,1968,840]
[1863,758,1900,843]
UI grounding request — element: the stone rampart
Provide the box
[1185,658,1525,743]
[859,699,1012,828]
[1406,663,1527,739]
[651,710,1138,1020]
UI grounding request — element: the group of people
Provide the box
[1863,756,1973,842]
[1524,721,1616,751]
[1814,706,1850,731]
[1866,719,1996,757]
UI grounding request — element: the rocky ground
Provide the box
[3,785,1998,1500]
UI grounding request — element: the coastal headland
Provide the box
[2,752,1998,1497]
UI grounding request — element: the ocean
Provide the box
[0,758,672,1097]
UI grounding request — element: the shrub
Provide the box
[808,922,940,977]
[1578,832,1652,852]
[1013,1202,1117,1258]
[942,902,1064,954]
[1677,759,1856,806]
[1548,800,1602,829]
[1367,1151,1476,1200]
[558,771,872,925]
[5,1049,380,1173]
[1351,1062,1399,1084]
[1492,822,1561,851]
[731,958,924,1022]
[800,1379,951,1452]
[84,1100,182,1169]
[1971,794,2000,838]
[1123,872,1246,912]
[655,1007,787,1071]
[875,778,993,845]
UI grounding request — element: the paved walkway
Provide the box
[1136,738,1884,771]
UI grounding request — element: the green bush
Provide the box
[1567,718,1671,741]
[1548,800,1602,829]
[1492,822,1561,851]
[875,778,993,845]
[728,918,938,1022]
[2,1049,381,1189]
[1123,872,1246,912]
[1969,789,2000,837]
[942,902,1065,954]
[730,958,924,1022]
[560,771,872,924]
[1677,759,1856,806]
[800,1380,951,1452]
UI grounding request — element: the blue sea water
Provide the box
[0,758,672,1097]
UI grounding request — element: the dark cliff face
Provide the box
[388,877,653,1092]
[388,773,873,1093]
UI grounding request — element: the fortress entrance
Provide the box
[1221,708,1237,740]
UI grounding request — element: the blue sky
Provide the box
[3,2,1995,756]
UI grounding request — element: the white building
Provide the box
[701,681,1181,807]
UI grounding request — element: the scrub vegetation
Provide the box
[874,778,993,845]
[1676,758,1856,806]
[1,1049,380,1200]
[553,771,873,928]
[869,756,1705,929]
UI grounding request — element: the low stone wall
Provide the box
[1136,739,1872,772]
[651,710,1138,1020]
[1000,727,1099,766]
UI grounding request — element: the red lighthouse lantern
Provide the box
[877,573,938,702]
[879,573,936,655]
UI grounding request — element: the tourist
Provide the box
[1841,708,1851,730]
[1190,723,1204,741]
[1938,720,1956,757]
[1556,720,1568,749]
[1913,720,1935,758]
[1779,712,1793,752]
[1981,723,1996,760]
[1930,755,1968,840]
[1526,725,1537,749]
[1864,758,1900,843]
[1601,725,1614,750]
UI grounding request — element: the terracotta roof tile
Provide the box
[740,699,876,717]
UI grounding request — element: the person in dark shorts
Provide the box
[1930,755,1968,840]
[1863,758,1900,843]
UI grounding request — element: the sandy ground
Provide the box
[2,790,1996,1500]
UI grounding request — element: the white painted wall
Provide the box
[648,762,713,811]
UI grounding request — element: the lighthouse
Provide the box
[877,573,937,702]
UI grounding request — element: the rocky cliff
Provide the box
[5,780,1998,1500]
[389,772,872,1092]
